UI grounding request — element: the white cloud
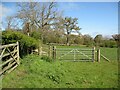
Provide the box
[0,3,13,30]
[0,3,12,20]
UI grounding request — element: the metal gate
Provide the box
[56,48,95,62]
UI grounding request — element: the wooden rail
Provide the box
[33,45,110,63]
[55,47,95,62]
[96,49,110,62]
[101,54,110,62]
[33,45,53,58]
[0,42,20,75]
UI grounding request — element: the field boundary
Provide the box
[56,47,95,62]
[33,45,110,62]
[0,42,20,75]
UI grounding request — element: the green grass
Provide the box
[99,47,117,61]
[2,46,118,88]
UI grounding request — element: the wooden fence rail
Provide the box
[0,42,20,75]
[33,45,110,62]
[96,49,110,62]
[32,45,55,59]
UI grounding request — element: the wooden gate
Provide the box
[56,47,95,62]
[0,42,20,75]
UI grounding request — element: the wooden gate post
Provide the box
[97,49,100,62]
[92,47,95,62]
[53,46,54,59]
[54,46,56,60]
[49,46,52,58]
[38,45,42,56]
[52,46,56,60]
[40,47,42,56]
[38,43,40,55]
[17,41,20,65]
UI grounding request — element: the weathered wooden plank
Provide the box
[49,46,52,58]
[40,47,42,56]
[0,58,13,68]
[0,55,18,67]
[2,50,17,58]
[7,64,18,73]
[17,41,20,65]
[58,52,92,55]
[0,62,16,75]
[0,42,20,76]
[56,48,92,51]
[53,46,55,59]
[54,46,56,60]
[0,43,17,49]
[6,47,18,64]
[92,47,95,62]
[101,54,110,62]
[0,47,6,60]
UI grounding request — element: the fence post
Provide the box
[74,49,75,61]
[49,46,52,58]
[53,46,56,60]
[40,47,42,56]
[53,46,54,59]
[38,43,40,55]
[54,46,56,60]
[16,41,20,65]
[97,49,100,62]
[92,47,95,62]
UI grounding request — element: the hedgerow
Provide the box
[2,30,39,57]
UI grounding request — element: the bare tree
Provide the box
[16,2,62,41]
[23,22,30,36]
[63,17,81,45]
[5,16,19,30]
[34,2,59,28]
[112,34,120,41]
[16,2,38,31]
[112,34,120,47]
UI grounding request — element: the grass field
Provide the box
[2,46,118,88]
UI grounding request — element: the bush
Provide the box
[100,40,117,48]
[30,31,41,40]
[41,56,53,62]
[2,30,39,57]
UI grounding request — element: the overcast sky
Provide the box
[1,1,118,38]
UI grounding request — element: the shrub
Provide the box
[41,56,53,62]
[2,30,39,57]
[100,40,117,48]
[30,31,41,40]
[109,40,117,48]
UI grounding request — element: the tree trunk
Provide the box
[66,35,69,46]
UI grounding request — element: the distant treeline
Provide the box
[2,29,119,47]
[2,30,119,58]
